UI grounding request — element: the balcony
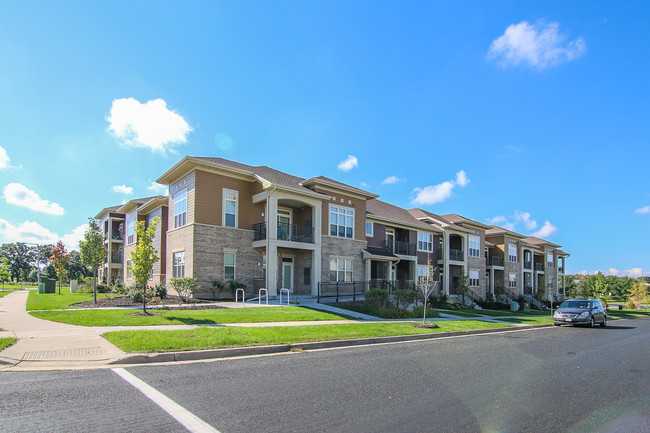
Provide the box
[486,256,504,267]
[110,251,123,264]
[558,266,564,274]
[253,222,314,243]
[382,240,416,256]
[524,260,532,270]
[535,263,544,271]
[449,248,464,261]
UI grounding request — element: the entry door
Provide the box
[282,258,294,293]
[385,229,395,253]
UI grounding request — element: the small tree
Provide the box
[416,262,439,324]
[627,280,649,310]
[49,241,71,295]
[210,280,225,300]
[457,269,470,304]
[129,217,160,314]
[80,218,107,303]
[0,257,11,290]
[170,277,201,302]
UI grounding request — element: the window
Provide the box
[509,273,517,288]
[127,216,135,245]
[304,268,311,285]
[173,189,187,228]
[224,252,235,280]
[329,258,352,282]
[173,251,185,278]
[330,205,354,239]
[547,253,554,268]
[508,243,517,262]
[126,260,132,279]
[366,221,373,237]
[469,235,480,257]
[469,270,480,287]
[418,232,433,252]
[417,265,433,284]
[223,189,238,227]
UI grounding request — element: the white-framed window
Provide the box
[224,252,236,280]
[469,235,480,257]
[469,270,480,287]
[329,258,352,282]
[223,189,238,228]
[417,265,433,284]
[508,243,517,262]
[127,216,135,245]
[126,260,132,279]
[173,251,185,278]
[366,221,373,237]
[547,253,554,268]
[417,232,433,252]
[173,189,187,228]
[330,205,354,239]
[509,273,517,288]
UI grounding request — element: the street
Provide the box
[2,318,649,433]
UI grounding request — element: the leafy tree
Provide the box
[49,241,71,295]
[627,280,649,309]
[32,244,55,283]
[0,257,11,290]
[79,218,107,303]
[564,276,581,298]
[0,242,34,282]
[129,217,160,314]
[456,269,470,304]
[66,251,90,281]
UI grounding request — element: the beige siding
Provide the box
[169,171,195,228]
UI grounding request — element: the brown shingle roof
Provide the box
[367,200,441,232]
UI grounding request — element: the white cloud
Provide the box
[531,220,558,238]
[381,176,401,185]
[635,205,650,214]
[411,170,470,206]
[455,170,469,187]
[337,155,358,172]
[606,268,643,277]
[0,219,88,250]
[487,215,507,224]
[107,97,192,155]
[112,184,133,195]
[487,20,586,69]
[0,146,10,169]
[515,211,538,231]
[360,182,369,188]
[3,183,65,216]
[147,182,169,195]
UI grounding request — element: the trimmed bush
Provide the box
[393,289,418,311]
[365,288,389,308]
[170,277,201,302]
[154,283,167,299]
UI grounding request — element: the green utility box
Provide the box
[43,278,56,294]
[38,283,46,294]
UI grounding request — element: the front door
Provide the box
[282,258,294,293]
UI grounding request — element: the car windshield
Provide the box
[560,300,590,309]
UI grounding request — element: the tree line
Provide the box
[565,273,649,302]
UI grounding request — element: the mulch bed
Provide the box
[410,323,439,329]
[70,295,228,310]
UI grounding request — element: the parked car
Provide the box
[553,298,607,327]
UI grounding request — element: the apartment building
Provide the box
[95,156,569,301]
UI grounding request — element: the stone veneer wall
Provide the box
[276,248,313,295]
[320,236,367,283]
[191,223,264,299]
[166,224,194,293]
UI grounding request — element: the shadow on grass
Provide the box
[162,316,220,325]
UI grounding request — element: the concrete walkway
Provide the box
[0,291,125,371]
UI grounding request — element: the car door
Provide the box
[593,300,604,324]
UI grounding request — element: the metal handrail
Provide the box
[279,288,290,305]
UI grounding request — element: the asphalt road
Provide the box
[2,318,649,433]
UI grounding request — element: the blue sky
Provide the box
[0,1,648,276]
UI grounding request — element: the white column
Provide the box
[490,268,495,296]
[443,231,450,296]
[365,259,371,282]
[311,247,321,296]
[313,202,322,242]
[267,243,278,296]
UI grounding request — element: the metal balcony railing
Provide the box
[558,266,564,274]
[382,240,416,256]
[449,248,464,261]
[524,260,532,270]
[535,263,544,271]
[252,222,314,243]
[111,251,123,264]
[486,256,504,266]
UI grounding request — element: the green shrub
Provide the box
[154,283,167,299]
[365,288,389,308]
[393,289,418,311]
[228,280,247,298]
[210,280,225,299]
[170,277,201,302]
[129,287,145,303]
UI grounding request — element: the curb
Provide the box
[111,324,552,365]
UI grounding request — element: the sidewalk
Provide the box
[0,291,125,371]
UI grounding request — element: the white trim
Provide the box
[329,203,355,239]
[417,231,433,252]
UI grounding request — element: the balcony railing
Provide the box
[110,251,123,264]
[449,248,464,261]
[558,266,564,274]
[382,240,416,256]
[252,222,314,243]
[110,230,124,241]
[486,256,504,266]
[524,260,532,270]
[535,263,544,271]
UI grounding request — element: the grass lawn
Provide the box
[333,304,440,319]
[0,290,19,299]
[26,287,110,310]
[103,320,513,353]
[0,337,17,351]
[30,306,352,326]
[439,308,551,317]
[607,308,650,318]
[1,283,36,290]
[499,316,554,325]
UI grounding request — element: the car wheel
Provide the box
[601,316,607,327]
[589,317,595,328]
[554,322,561,326]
